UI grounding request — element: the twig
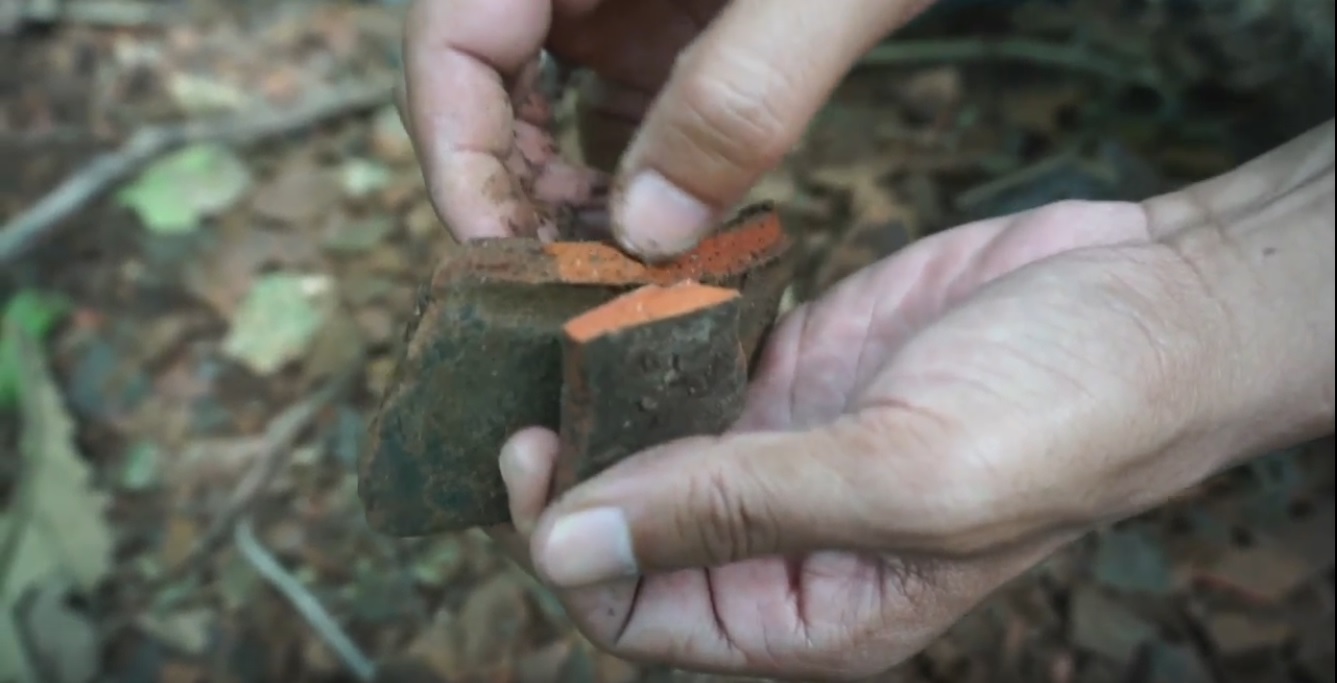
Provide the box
[952,150,1086,213]
[150,363,361,589]
[0,79,395,265]
[857,38,1165,88]
[20,0,182,27]
[234,517,377,683]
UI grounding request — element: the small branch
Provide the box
[234,517,377,683]
[857,38,1165,88]
[952,150,1085,214]
[150,363,361,588]
[0,79,395,266]
[21,0,182,27]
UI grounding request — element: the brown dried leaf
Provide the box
[811,175,919,290]
[251,159,342,225]
[1204,612,1294,657]
[895,67,964,122]
[181,222,318,318]
[1069,586,1158,663]
[1198,537,1319,602]
[458,574,533,668]
[998,85,1086,134]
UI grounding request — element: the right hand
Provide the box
[400,0,936,259]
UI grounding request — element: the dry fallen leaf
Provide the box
[251,159,343,225]
[1196,536,1319,602]
[221,272,337,376]
[1204,611,1295,657]
[1068,586,1158,663]
[895,66,964,122]
[998,84,1086,134]
[808,162,920,290]
[181,220,318,318]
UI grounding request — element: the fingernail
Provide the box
[537,507,638,587]
[499,428,559,534]
[613,170,713,260]
[497,433,531,493]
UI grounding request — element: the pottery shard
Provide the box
[556,283,747,494]
[360,204,793,536]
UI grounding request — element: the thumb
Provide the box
[527,413,962,588]
[610,0,934,260]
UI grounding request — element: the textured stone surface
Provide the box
[555,283,747,494]
[360,204,794,536]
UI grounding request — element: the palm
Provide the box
[541,202,1155,675]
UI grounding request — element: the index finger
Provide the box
[403,0,553,240]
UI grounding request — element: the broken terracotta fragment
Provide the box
[360,204,793,536]
[555,282,747,495]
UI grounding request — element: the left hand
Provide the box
[484,198,1241,679]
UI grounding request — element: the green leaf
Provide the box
[116,142,252,234]
[339,158,393,198]
[0,289,72,411]
[0,324,114,683]
[118,441,162,492]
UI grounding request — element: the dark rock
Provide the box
[556,283,748,493]
[360,205,794,536]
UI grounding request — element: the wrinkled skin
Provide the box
[400,0,728,242]
[401,0,932,255]
[400,0,1336,678]
[487,199,1218,678]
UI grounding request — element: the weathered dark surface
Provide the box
[734,245,794,372]
[361,204,794,536]
[361,282,618,536]
[555,284,747,494]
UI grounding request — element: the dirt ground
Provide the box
[0,0,1333,682]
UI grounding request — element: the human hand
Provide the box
[486,118,1337,677]
[482,199,1217,678]
[400,0,934,257]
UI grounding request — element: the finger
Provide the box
[403,0,552,240]
[499,427,561,535]
[532,160,607,206]
[574,76,655,173]
[610,0,935,260]
[483,427,561,569]
[526,411,971,588]
[508,122,608,237]
[511,57,552,128]
[497,430,642,643]
[480,525,534,572]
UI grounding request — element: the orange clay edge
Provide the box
[563,282,740,344]
[544,210,784,286]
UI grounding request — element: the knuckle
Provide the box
[683,464,758,564]
[668,50,795,173]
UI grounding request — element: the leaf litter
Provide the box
[2,0,1333,681]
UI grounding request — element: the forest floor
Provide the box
[0,0,1333,682]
